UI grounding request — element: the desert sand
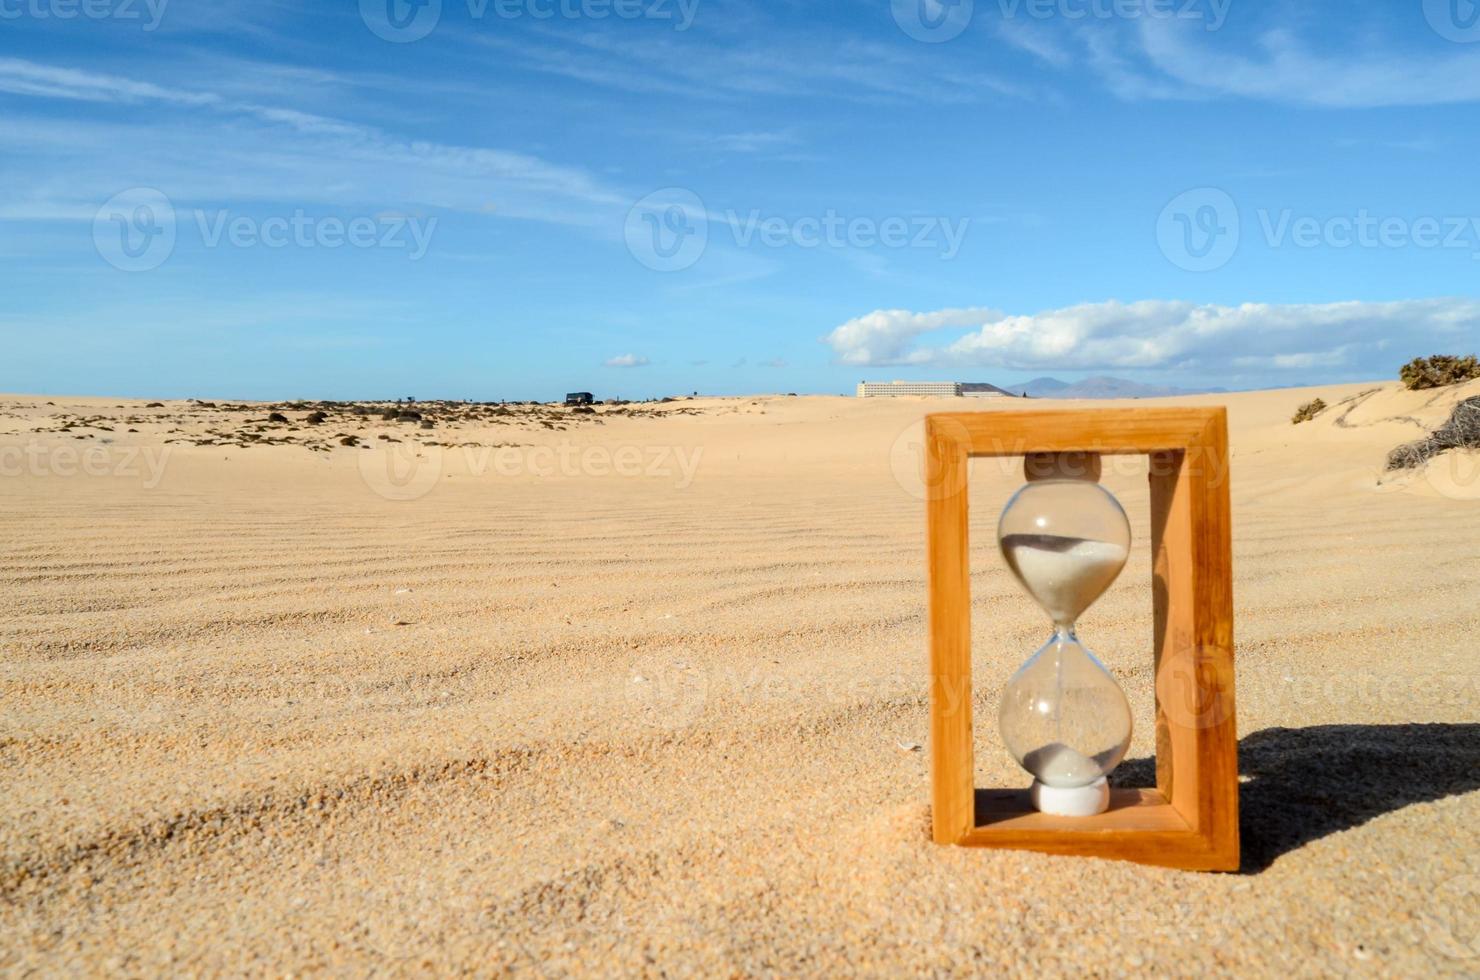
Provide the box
[2,381,1478,974]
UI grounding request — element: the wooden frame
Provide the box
[925,407,1239,871]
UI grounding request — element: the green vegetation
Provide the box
[1291,398,1327,425]
[1399,354,1480,391]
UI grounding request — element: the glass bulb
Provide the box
[998,630,1132,788]
[997,479,1131,628]
[996,471,1135,811]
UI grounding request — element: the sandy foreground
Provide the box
[2,381,1478,975]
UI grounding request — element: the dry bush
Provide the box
[1399,354,1480,390]
[1385,396,1480,471]
[1291,398,1327,424]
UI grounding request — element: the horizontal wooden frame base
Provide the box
[926,408,1239,872]
[967,789,1235,871]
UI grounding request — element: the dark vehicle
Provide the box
[564,392,594,406]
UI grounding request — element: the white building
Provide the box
[856,381,962,398]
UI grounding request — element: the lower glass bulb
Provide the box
[998,630,1132,789]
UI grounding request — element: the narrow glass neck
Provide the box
[1051,623,1078,642]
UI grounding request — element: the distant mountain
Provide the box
[1004,377,1071,397]
[1002,376,1226,399]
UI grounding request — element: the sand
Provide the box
[999,534,1129,627]
[2,381,1479,974]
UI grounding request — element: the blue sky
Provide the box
[2,0,1479,400]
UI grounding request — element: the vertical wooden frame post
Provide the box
[925,408,1239,871]
[926,416,975,845]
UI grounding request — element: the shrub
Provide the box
[1399,354,1480,391]
[1385,396,1480,471]
[1292,398,1327,424]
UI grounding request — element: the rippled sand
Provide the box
[2,382,1478,974]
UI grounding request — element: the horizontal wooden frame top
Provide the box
[924,406,1224,458]
[925,406,1239,871]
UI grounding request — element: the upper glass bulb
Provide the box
[997,480,1131,628]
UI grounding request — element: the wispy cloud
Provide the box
[995,20,1073,69]
[472,28,1032,105]
[0,57,626,226]
[1137,20,1480,108]
[604,353,650,367]
[989,12,1480,109]
[711,130,799,154]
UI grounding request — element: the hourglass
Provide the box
[923,408,1240,870]
[997,453,1133,817]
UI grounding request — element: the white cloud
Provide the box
[823,298,1480,375]
[604,354,650,368]
[823,307,1004,366]
[1137,21,1480,108]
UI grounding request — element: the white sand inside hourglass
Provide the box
[1000,533,1129,626]
[1022,741,1125,786]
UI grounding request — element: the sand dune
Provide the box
[2,382,1478,974]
